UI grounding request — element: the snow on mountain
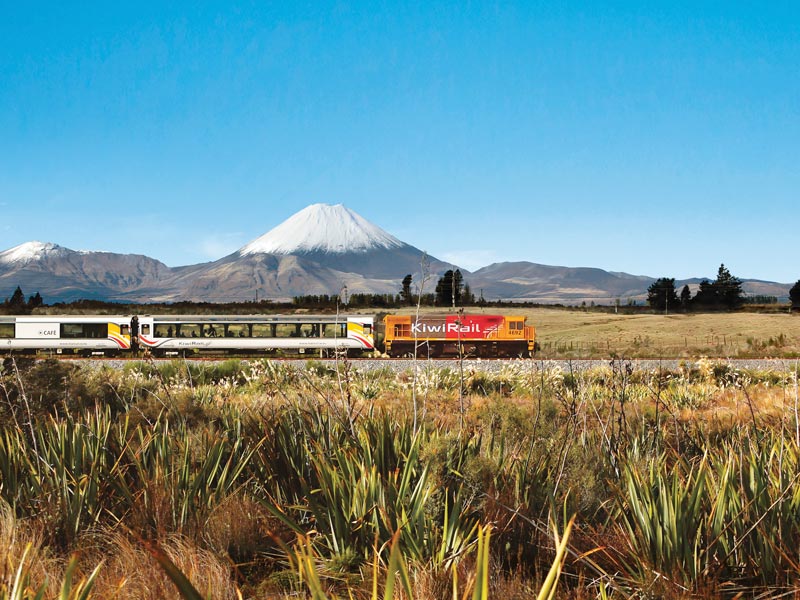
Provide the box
[239,203,405,256]
[0,241,73,265]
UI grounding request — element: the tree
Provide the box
[27,292,43,309]
[435,269,464,306]
[646,278,679,312]
[790,280,800,311]
[400,274,413,305]
[691,264,744,310]
[454,270,463,305]
[462,282,475,305]
[692,279,717,308]
[680,285,691,309]
[715,263,744,309]
[6,286,27,314]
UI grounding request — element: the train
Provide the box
[0,313,536,358]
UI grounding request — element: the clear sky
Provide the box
[1,2,798,282]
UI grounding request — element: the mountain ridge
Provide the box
[0,205,793,303]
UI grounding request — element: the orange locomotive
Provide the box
[383,314,536,358]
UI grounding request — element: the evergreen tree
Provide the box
[680,285,692,309]
[400,274,413,305]
[7,286,26,314]
[435,271,451,305]
[790,280,800,311]
[692,279,717,308]
[435,269,464,306]
[715,264,744,309]
[26,292,44,309]
[646,278,679,312]
[455,269,464,304]
[462,282,475,305]
[691,264,744,310]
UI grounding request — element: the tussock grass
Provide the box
[1,357,800,597]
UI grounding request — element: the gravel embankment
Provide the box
[82,357,799,374]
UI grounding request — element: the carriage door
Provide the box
[130,316,139,353]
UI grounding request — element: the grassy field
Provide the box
[528,308,800,358]
[1,357,800,598]
[384,306,800,358]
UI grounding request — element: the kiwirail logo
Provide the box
[412,322,484,335]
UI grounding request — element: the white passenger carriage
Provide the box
[137,315,374,356]
[0,315,133,356]
[0,315,375,357]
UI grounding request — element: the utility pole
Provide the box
[452,272,456,310]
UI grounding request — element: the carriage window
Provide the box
[121,325,130,336]
[226,323,250,338]
[299,324,317,337]
[61,323,108,338]
[251,324,273,338]
[275,323,297,337]
[141,324,150,335]
[323,323,347,338]
[154,324,174,337]
[0,323,14,338]
[177,324,201,338]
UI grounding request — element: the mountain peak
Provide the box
[0,241,72,265]
[239,203,404,256]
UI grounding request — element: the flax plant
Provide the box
[616,452,708,584]
[114,417,256,534]
[0,407,120,546]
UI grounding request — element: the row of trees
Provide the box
[647,264,800,312]
[402,269,478,307]
[2,286,43,314]
[292,270,481,309]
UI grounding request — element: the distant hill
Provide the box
[0,242,176,301]
[470,262,654,304]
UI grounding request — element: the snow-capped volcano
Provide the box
[239,203,404,256]
[0,241,73,265]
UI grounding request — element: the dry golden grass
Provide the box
[85,532,240,600]
[0,503,65,598]
[674,383,799,432]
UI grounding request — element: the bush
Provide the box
[0,358,95,420]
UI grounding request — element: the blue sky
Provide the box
[1,2,798,282]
